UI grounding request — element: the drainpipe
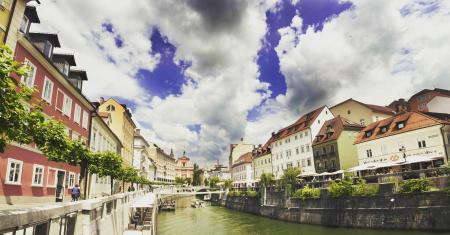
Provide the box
[3,0,18,44]
[441,126,449,162]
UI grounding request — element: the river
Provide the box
[157,197,450,235]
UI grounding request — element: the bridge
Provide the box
[154,186,226,196]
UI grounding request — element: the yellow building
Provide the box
[97,98,136,167]
[330,98,395,126]
[252,147,272,181]
[1,1,37,49]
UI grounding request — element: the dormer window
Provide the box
[43,41,53,58]
[365,130,373,138]
[63,61,70,75]
[397,122,405,129]
[20,15,30,33]
[106,105,115,112]
[380,126,388,134]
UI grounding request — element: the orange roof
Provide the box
[233,152,252,167]
[355,111,450,144]
[331,98,395,115]
[253,146,271,158]
[313,116,364,146]
[268,106,326,143]
[408,88,450,101]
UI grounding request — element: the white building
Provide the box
[88,112,122,198]
[133,129,157,182]
[427,96,450,114]
[232,152,254,188]
[148,145,176,183]
[270,106,334,178]
[355,112,450,167]
[229,138,254,175]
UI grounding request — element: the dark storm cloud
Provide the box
[187,0,248,32]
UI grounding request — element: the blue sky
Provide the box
[34,0,450,166]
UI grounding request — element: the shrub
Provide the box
[398,178,432,193]
[292,185,320,200]
[227,190,240,197]
[328,177,353,198]
[246,189,259,198]
[351,179,378,197]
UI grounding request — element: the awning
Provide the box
[130,193,155,208]
[297,172,317,178]
[315,170,344,176]
[349,155,444,172]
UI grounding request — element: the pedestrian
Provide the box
[71,184,80,201]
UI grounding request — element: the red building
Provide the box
[0,6,94,204]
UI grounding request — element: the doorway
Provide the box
[55,170,66,202]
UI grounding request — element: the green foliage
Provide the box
[328,176,354,198]
[245,189,259,198]
[119,165,139,183]
[351,179,378,197]
[97,151,123,179]
[227,190,241,197]
[281,167,301,187]
[223,179,233,189]
[438,163,450,176]
[398,178,432,193]
[204,178,209,187]
[175,176,185,185]
[192,164,201,186]
[292,185,320,200]
[259,173,274,188]
[209,176,220,188]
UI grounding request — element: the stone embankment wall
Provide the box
[225,192,450,231]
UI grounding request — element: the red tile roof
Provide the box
[313,116,364,146]
[233,152,253,167]
[355,111,450,144]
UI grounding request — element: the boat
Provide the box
[191,200,206,208]
[160,200,176,211]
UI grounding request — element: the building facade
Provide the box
[355,112,450,166]
[229,138,254,173]
[252,146,272,181]
[175,153,194,180]
[150,146,176,183]
[0,10,94,203]
[97,98,136,167]
[232,152,254,188]
[312,117,364,173]
[270,106,334,178]
[208,163,231,181]
[133,129,156,182]
[1,1,35,49]
[408,88,450,113]
[330,98,395,126]
[88,112,122,198]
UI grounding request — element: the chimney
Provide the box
[100,97,105,104]
[240,137,244,142]
[271,132,275,136]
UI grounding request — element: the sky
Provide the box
[31,0,450,167]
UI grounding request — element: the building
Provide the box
[207,162,231,181]
[0,8,95,203]
[1,1,38,49]
[232,152,254,188]
[270,106,334,178]
[354,112,450,168]
[150,145,176,183]
[175,152,194,180]
[330,98,395,126]
[408,88,450,113]
[252,145,273,181]
[312,116,364,173]
[97,98,136,167]
[229,138,254,173]
[88,111,122,198]
[133,129,156,182]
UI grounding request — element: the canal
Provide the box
[157,197,450,235]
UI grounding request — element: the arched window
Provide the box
[106,105,115,111]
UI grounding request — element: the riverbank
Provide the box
[223,191,450,231]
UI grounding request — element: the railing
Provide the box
[0,191,146,235]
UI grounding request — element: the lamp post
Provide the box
[399,146,407,163]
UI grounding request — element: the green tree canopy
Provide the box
[209,176,220,188]
[259,173,275,188]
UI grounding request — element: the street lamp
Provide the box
[399,146,407,163]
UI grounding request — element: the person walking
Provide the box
[71,184,81,201]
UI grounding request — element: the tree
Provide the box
[281,167,301,195]
[192,164,201,186]
[223,179,233,189]
[185,177,192,186]
[209,176,220,188]
[259,173,274,188]
[175,176,185,185]
[204,178,209,187]
[119,165,139,192]
[97,151,122,195]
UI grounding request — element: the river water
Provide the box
[157,197,449,235]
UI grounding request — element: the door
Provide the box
[55,170,66,202]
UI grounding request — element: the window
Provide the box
[301,146,305,153]
[63,61,70,75]
[82,111,89,129]
[331,160,336,168]
[418,140,426,148]
[32,165,44,186]
[304,131,308,136]
[347,110,351,114]
[106,105,116,111]
[330,145,335,153]
[418,104,427,111]
[322,147,326,154]
[360,119,365,126]
[447,133,450,144]
[91,129,97,151]
[19,15,29,33]
[306,145,310,152]
[307,158,311,166]
[43,41,53,58]
[366,149,373,158]
[41,77,53,103]
[6,159,23,184]
[300,133,303,138]
[380,126,388,134]
[365,130,373,138]
[302,159,306,167]
[318,120,321,124]
[62,94,72,116]
[397,122,405,129]
[296,147,299,154]
[74,104,81,124]
[21,59,36,88]
[68,172,75,188]
[295,135,298,140]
